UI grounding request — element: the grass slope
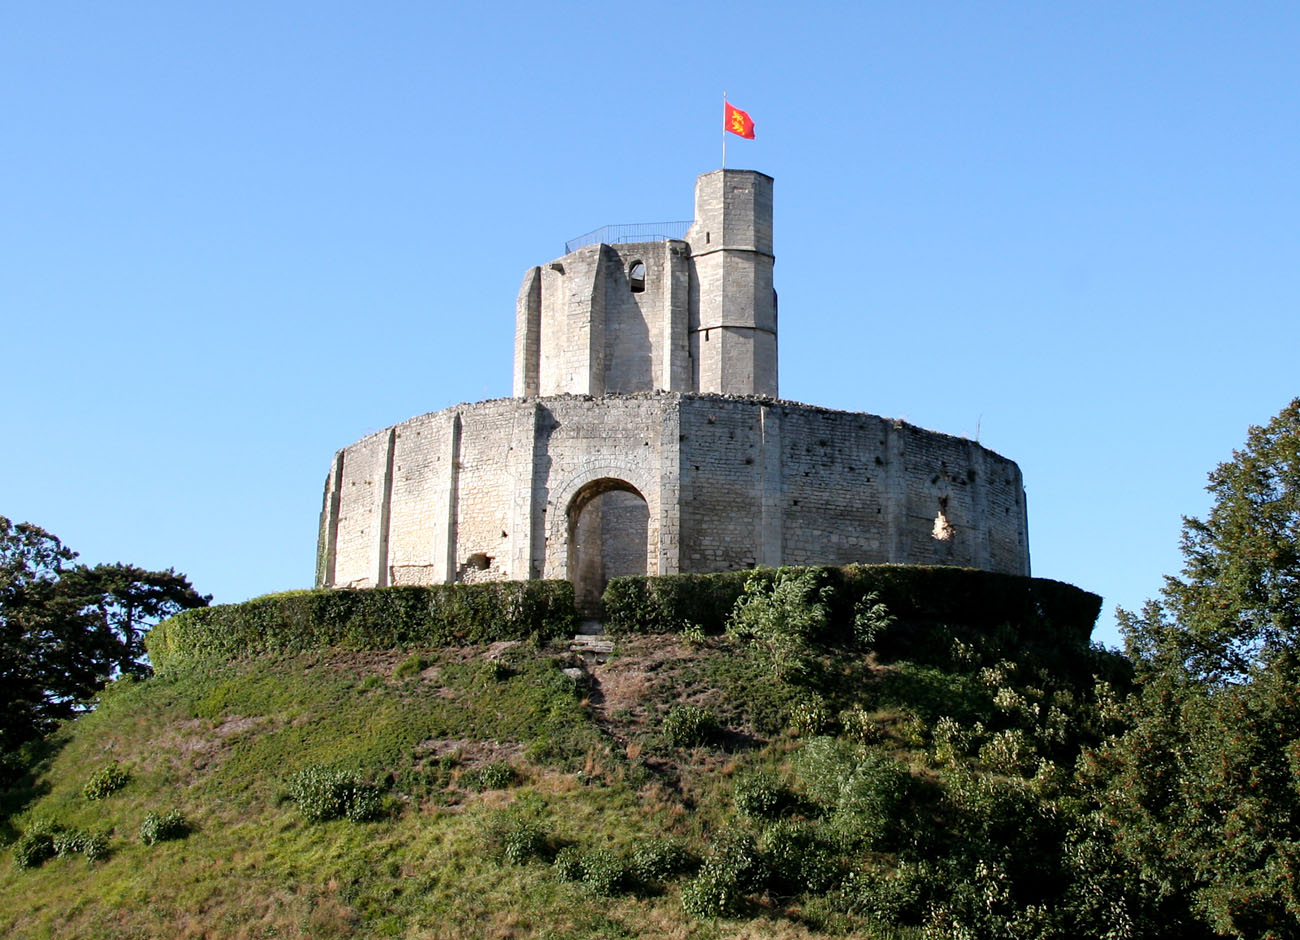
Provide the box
[0,627,1122,940]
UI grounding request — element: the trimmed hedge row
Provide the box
[145,580,577,673]
[603,565,1102,654]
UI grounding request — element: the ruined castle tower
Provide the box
[317,169,1031,613]
[513,169,777,399]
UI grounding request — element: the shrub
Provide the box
[629,837,697,883]
[11,828,55,870]
[787,694,834,736]
[852,591,895,649]
[681,831,766,919]
[579,848,627,896]
[794,737,914,851]
[662,705,718,748]
[553,845,584,881]
[287,765,384,823]
[83,763,131,801]
[497,819,548,865]
[727,568,833,680]
[139,810,189,845]
[932,716,980,766]
[462,761,515,791]
[761,819,841,895]
[482,659,513,683]
[978,728,1036,776]
[838,705,884,745]
[679,624,707,646]
[53,827,99,859]
[840,860,936,923]
[733,771,793,820]
[603,571,753,636]
[80,830,110,862]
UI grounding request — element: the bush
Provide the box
[11,819,110,867]
[840,860,936,923]
[727,568,833,681]
[839,705,883,745]
[681,831,766,919]
[932,716,979,766]
[787,694,834,736]
[54,827,99,859]
[629,837,697,883]
[553,845,584,881]
[287,765,384,823]
[733,771,793,820]
[852,591,895,649]
[662,705,718,748]
[146,580,577,673]
[679,624,707,646]
[978,728,1036,776]
[461,761,515,791]
[496,819,548,865]
[83,763,131,801]
[794,737,914,851]
[11,828,55,870]
[139,810,189,845]
[761,819,841,895]
[578,848,627,896]
[482,659,513,683]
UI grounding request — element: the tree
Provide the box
[1102,400,1300,939]
[57,563,209,677]
[1124,398,1300,685]
[0,517,209,751]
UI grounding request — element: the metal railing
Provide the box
[564,220,692,254]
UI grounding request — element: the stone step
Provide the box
[569,635,614,654]
[568,633,614,664]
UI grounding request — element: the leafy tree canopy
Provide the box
[1105,399,1300,939]
[0,516,209,751]
[1123,398,1300,685]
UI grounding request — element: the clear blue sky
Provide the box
[4,2,1298,649]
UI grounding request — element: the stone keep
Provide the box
[317,169,1031,612]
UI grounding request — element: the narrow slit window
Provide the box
[628,260,646,293]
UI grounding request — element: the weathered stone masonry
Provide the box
[318,169,1030,609]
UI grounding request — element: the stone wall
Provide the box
[318,393,1029,593]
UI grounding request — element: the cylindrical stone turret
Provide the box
[685,169,778,397]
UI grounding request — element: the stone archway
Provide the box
[566,478,650,617]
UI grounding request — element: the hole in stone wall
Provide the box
[932,497,954,542]
[628,260,646,293]
[465,553,493,570]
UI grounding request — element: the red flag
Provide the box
[724,101,755,139]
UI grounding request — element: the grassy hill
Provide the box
[0,567,1126,940]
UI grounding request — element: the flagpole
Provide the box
[721,91,727,168]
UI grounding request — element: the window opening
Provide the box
[628,260,646,293]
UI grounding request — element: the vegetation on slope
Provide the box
[0,566,1134,940]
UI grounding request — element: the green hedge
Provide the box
[146,580,577,673]
[603,565,1101,655]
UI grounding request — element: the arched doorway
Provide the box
[566,478,650,617]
